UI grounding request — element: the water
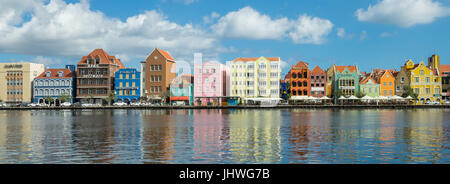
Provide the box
[0,109,448,164]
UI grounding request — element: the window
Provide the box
[415,77,419,83]
[420,70,424,75]
[426,88,430,94]
[389,82,392,86]
[426,77,430,83]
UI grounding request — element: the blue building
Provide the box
[115,68,141,103]
[33,65,76,105]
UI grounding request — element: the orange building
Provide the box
[288,61,310,96]
[378,70,396,96]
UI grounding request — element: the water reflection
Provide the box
[0,109,448,164]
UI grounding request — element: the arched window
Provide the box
[298,81,302,87]
[292,73,297,78]
[58,71,64,77]
[298,73,302,78]
[46,72,51,77]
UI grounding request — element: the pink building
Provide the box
[194,61,228,106]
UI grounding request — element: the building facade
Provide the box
[33,66,76,104]
[334,66,359,97]
[115,68,140,103]
[142,48,176,102]
[229,57,281,100]
[170,74,194,105]
[408,60,442,104]
[440,64,450,100]
[378,70,396,97]
[0,62,45,104]
[76,49,125,104]
[395,65,411,96]
[288,61,310,96]
[310,66,326,97]
[326,64,335,97]
[359,76,379,97]
[193,60,228,105]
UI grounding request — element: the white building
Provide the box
[229,57,281,104]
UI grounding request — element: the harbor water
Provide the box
[0,109,448,164]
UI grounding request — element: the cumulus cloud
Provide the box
[203,12,220,24]
[211,6,292,40]
[211,6,334,44]
[0,0,219,62]
[356,0,450,27]
[336,28,354,39]
[289,15,333,44]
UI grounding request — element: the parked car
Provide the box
[426,101,440,105]
[444,100,450,105]
[130,102,141,106]
[0,102,7,107]
[27,103,40,107]
[81,103,94,107]
[60,102,72,107]
[113,102,127,106]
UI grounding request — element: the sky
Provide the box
[1,0,450,76]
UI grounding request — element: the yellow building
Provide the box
[405,60,442,104]
[0,63,45,104]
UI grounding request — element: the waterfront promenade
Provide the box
[1,104,450,110]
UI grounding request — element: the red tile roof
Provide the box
[78,49,125,68]
[293,61,309,69]
[36,68,74,79]
[335,66,357,73]
[310,66,325,74]
[233,57,280,62]
[440,65,450,76]
[156,48,175,61]
[360,76,378,85]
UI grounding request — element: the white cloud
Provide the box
[211,6,334,44]
[0,0,220,62]
[203,12,220,24]
[337,28,355,39]
[356,0,450,27]
[211,6,292,40]
[380,32,393,38]
[289,15,334,44]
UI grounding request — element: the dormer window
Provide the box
[95,58,100,65]
[46,71,51,77]
[58,71,64,77]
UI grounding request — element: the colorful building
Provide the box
[440,64,450,100]
[377,70,396,97]
[310,66,327,97]
[193,58,228,106]
[326,64,335,97]
[0,62,45,105]
[333,65,359,97]
[406,59,442,104]
[170,74,194,105]
[359,76,379,97]
[229,57,281,103]
[395,65,411,96]
[33,65,76,104]
[141,48,176,102]
[115,68,140,103]
[287,61,310,96]
[76,49,125,104]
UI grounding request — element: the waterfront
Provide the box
[0,109,448,164]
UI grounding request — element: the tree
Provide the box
[59,93,72,103]
[356,91,366,98]
[402,86,418,100]
[89,95,95,104]
[105,92,117,105]
[44,96,54,106]
[0,98,2,103]
[159,90,170,105]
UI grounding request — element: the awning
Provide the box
[170,96,189,101]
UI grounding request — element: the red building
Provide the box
[288,61,310,96]
[76,49,125,104]
[310,66,327,97]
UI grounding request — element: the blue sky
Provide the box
[1,0,450,76]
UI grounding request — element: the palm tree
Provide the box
[105,92,117,106]
[44,96,54,106]
[59,93,72,103]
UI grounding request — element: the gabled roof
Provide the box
[36,68,74,79]
[232,57,280,62]
[171,74,193,85]
[78,49,125,68]
[292,61,309,69]
[335,65,357,73]
[360,76,378,85]
[156,48,175,61]
[310,66,325,74]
